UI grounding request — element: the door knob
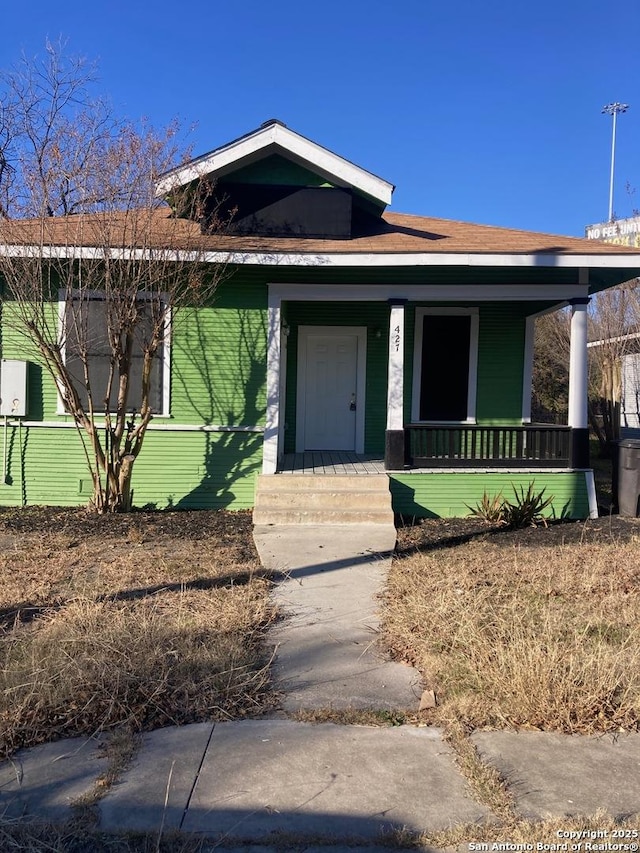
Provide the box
[350,394,357,411]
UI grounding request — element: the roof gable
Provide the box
[155,119,394,210]
[224,153,335,188]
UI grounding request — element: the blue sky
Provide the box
[2,0,639,237]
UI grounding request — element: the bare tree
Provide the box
[0,41,228,512]
[587,282,640,453]
[532,284,640,457]
[532,309,570,424]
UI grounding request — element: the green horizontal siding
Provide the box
[1,279,269,425]
[0,276,268,509]
[476,304,527,424]
[125,431,262,510]
[0,261,568,510]
[2,304,62,420]
[226,264,584,288]
[171,280,267,425]
[0,425,85,506]
[224,154,334,187]
[389,471,590,519]
[0,425,261,509]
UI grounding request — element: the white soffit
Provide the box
[155,121,394,207]
[2,244,640,273]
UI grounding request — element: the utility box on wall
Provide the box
[0,360,29,417]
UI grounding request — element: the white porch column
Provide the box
[262,292,281,474]
[521,315,535,423]
[568,297,590,468]
[385,299,407,469]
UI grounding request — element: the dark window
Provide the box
[64,298,164,413]
[419,314,471,420]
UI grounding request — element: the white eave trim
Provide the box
[209,251,640,269]
[155,123,394,207]
[1,243,640,271]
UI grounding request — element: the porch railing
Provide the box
[404,424,572,468]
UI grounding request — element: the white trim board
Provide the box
[4,421,264,432]
[213,251,640,270]
[588,331,640,348]
[2,243,639,275]
[522,316,535,423]
[586,470,599,519]
[388,467,592,474]
[156,122,394,206]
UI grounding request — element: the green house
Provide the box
[2,120,640,518]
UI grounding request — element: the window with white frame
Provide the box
[411,307,478,422]
[61,294,170,415]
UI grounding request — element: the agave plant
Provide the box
[466,490,505,524]
[501,482,554,528]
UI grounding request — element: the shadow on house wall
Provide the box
[171,307,267,510]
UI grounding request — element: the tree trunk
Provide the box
[90,451,137,513]
[118,454,136,512]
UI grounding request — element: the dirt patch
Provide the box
[0,505,255,543]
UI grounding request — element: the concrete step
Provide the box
[252,508,394,525]
[255,490,392,511]
[253,474,394,525]
[256,474,390,492]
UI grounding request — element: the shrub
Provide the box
[466,491,505,524]
[467,482,554,529]
[502,482,554,528]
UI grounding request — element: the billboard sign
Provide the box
[585,216,640,247]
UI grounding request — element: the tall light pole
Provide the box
[602,102,629,222]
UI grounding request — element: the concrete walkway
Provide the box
[253,523,420,711]
[2,523,640,850]
[4,722,640,847]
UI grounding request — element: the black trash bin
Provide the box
[618,439,640,516]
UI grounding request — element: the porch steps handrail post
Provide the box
[385,299,407,469]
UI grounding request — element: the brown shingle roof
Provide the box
[0,207,638,257]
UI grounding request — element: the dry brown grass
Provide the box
[2,814,637,853]
[385,522,640,733]
[0,820,215,851]
[0,510,276,758]
[418,811,640,852]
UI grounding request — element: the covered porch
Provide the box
[262,283,592,477]
[276,422,573,474]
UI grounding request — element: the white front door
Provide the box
[296,326,366,452]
